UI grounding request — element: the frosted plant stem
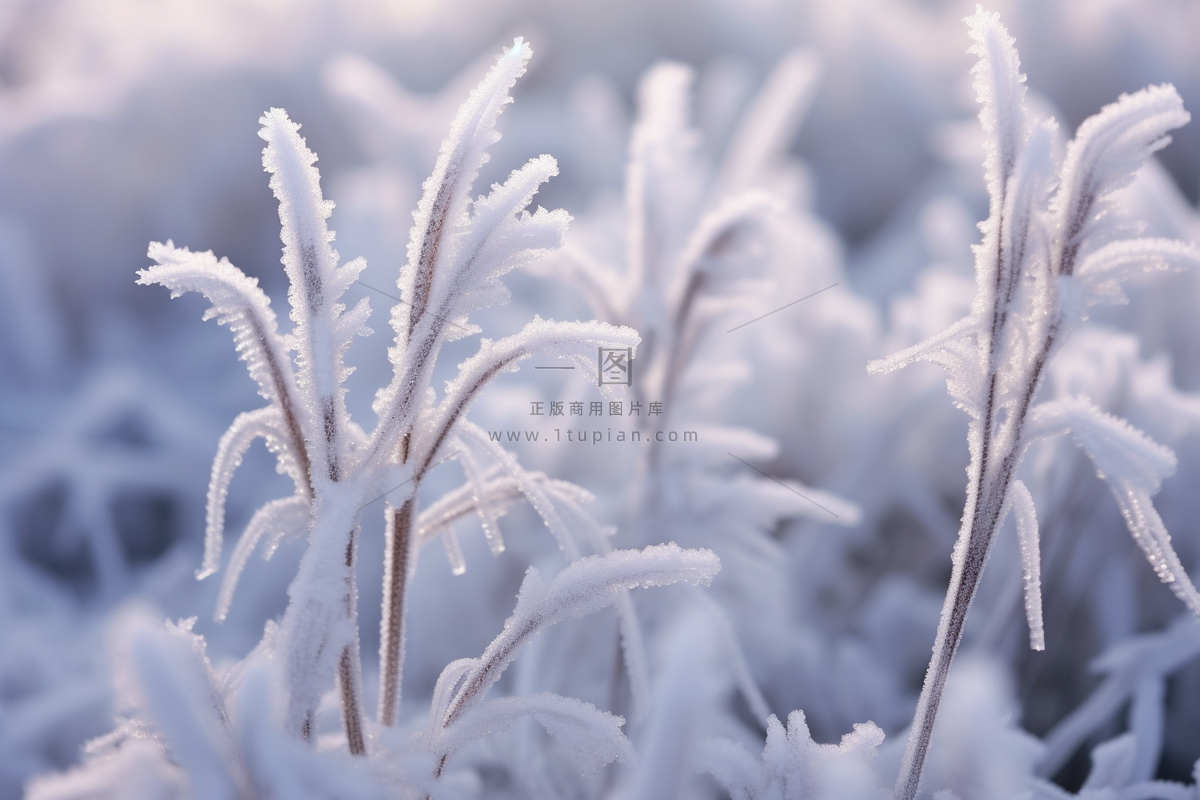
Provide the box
[341,526,367,755]
[379,499,414,726]
[253,314,313,498]
[340,647,366,754]
[896,367,1024,798]
[337,533,368,754]
[895,502,995,800]
[896,353,1046,798]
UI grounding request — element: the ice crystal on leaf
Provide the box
[870,8,1200,799]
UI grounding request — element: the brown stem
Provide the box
[419,357,515,479]
[248,314,313,498]
[409,158,457,343]
[379,350,516,727]
[443,618,538,730]
[339,647,366,755]
[379,500,414,726]
[340,527,366,755]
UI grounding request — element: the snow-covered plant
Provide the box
[108,40,729,792]
[551,51,860,732]
[868,9,1200,799]
[361,38,650,733]
[560,54,847,519]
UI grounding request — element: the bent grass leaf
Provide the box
[428,544,720,773]
[438,693,633,776]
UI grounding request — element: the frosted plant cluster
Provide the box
[24,39,725,798]
[4,2,1200,800]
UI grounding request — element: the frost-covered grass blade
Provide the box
[876,9,1200,800]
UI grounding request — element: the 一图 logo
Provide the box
[598,347,633,387]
